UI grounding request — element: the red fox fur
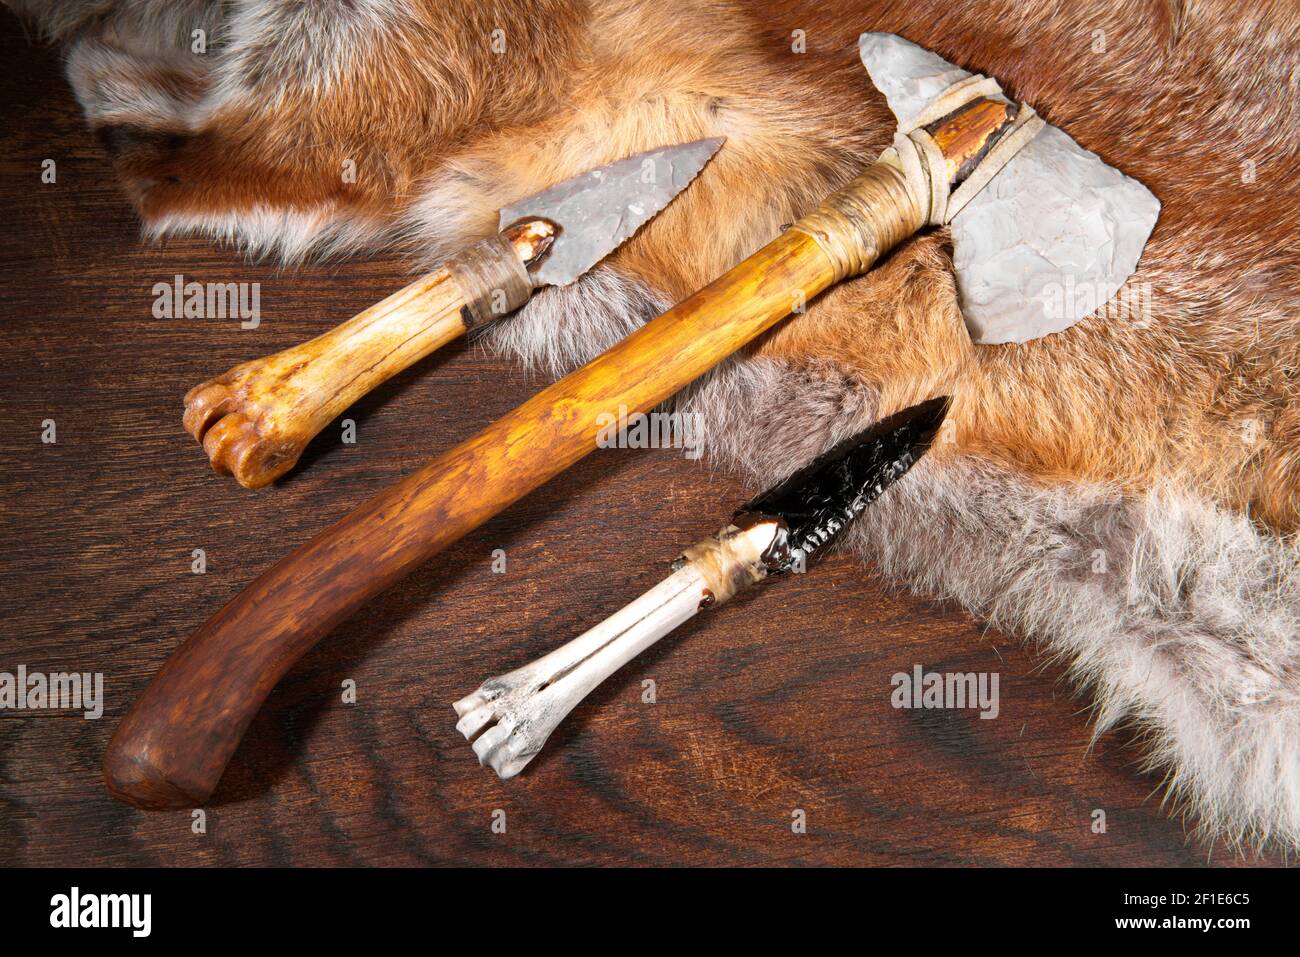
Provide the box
[9,0,1297,848]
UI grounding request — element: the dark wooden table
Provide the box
[0,15,1276,867]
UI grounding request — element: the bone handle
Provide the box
[105,178,921,808]
[182,221,553,489]
[183,267,467,487]
[457,565,708,778]
[453,521,780,778]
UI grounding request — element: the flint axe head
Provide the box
[859,33,1161,344]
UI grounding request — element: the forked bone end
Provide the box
[451,555,743,779]
[453,677,556,780]
[182,378,307,489]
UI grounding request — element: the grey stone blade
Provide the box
[859,32,990,124]
[859,32,1160,344]
[498,138,724,288]
[949,125,1160,343]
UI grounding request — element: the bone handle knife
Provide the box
[181,138,725,490]
[182,220,553,489]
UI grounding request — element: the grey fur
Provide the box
[478,266,668,379]
[854,463,1300,851]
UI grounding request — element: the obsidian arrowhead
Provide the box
[736,396,950,571]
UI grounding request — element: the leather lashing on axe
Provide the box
[793,72,1046,285]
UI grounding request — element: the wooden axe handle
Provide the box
[182,222,552,489]
[106,150,937,808]
[104,227,832,808]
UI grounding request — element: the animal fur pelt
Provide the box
[8,0,1297,848]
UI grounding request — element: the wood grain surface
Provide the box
[0,16,1280,866]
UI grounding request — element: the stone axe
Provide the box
[183,139,724,488]
[104,33,1160,809]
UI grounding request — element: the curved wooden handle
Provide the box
[183,265,470,488]
[105,227,838,809]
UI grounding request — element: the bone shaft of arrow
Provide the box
[104,226,836,810]
[541,564,710,699]
[559,564,712,691]
[454,520,781,778]
[454,569,709,780]
[449,565,710,776]
[515,523,782,718]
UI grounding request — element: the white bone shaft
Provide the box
[536,563,708,702]
[451,566,711,780]
[454,521,780,778]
